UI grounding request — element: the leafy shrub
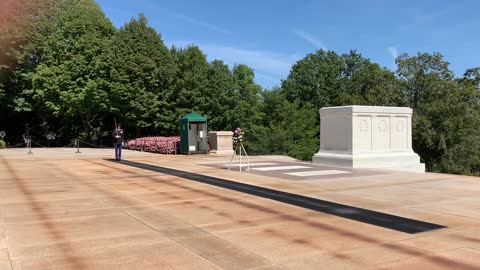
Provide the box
[0,140,6,149]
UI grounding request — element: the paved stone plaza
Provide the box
[1,148,480,269]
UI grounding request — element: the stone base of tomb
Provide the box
[313,151,425,172]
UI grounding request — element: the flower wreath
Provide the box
[232,127,244,146]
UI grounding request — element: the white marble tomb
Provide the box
[312,106,425,173]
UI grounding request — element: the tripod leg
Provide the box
[239,145,242,172]
[240,142,249,171]
[228,146,237,170]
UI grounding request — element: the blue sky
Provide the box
[96,0,480,89]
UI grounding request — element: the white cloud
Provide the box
[174,14,231,35]
[388,46,399,60]
[293,29,327,49]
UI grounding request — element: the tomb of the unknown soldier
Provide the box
[313,106,425,173]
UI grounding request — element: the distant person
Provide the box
[112,123,124,161]
[22,133,30,148]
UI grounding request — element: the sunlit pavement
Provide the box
[1,148,480,269]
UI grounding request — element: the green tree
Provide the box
[23,0,115,139]
[107,14,175,136]
[0,0,62,95]
[397,53,480,173]
[257,88,319,160]
[167,45,209,133]
[460,67,480,91]
[282,101,319,160]
[0,0,64,140]
[396,52,454,109]
[248,88,287,155]
[204,60,235,131]
[339,62,405,106]
[230,64,264,133]
[282,49,343,108]
[282,50,371,108]
[261,87,288,127]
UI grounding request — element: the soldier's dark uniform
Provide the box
[112,125,124,160]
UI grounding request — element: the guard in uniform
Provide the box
[112,123,124,160]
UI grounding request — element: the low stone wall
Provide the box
[208,131,234,155]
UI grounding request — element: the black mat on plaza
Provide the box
[112,159,446,234]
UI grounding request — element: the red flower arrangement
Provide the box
[124,136,180,154]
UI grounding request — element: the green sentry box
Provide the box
[179,112,208,155]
